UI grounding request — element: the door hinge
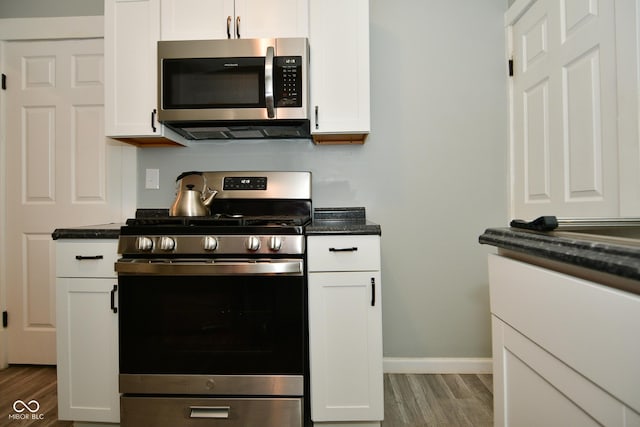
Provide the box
[2,311,7,328]
[508,59,514,77]
[1,74,6,90]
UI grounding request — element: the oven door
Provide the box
[116,258,306,396]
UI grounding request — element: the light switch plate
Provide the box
[145,168,160,189]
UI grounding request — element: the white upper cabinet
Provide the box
[309,0,370,144]
[105,0,183,145]
[507,0,640,218]
[161,0,309,40]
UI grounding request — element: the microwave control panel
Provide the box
[274,56,302,108]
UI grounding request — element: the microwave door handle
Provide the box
[265,46,275,118]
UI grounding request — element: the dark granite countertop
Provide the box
[52,223,123,240]
[480,227,640,294]
[306,207,381,236]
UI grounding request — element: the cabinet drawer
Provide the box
[56,240,119,278]
[121,396,302,427]
[489,254,640,413]
[308,235,380,272]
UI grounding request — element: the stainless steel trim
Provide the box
[265,46,275,118]
[555,217,640,228]
[118,234,306,256]
[120,374,304,396]
[115,258,303,276]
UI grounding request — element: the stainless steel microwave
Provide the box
[157,37,310,140]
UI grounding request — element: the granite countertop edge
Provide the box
[479,227,640,283]
[306,220,381,236]
[52,223,123,240]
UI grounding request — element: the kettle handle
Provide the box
[176,171,203,181]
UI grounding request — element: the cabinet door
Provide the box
[235,0,308,39]
[56,278,119,422]
[309,0,370,136]
[308,271,383,422]
[492,316,638,426]
[105,0,161,137]
[161,0,234,40]
[161,0,308,40]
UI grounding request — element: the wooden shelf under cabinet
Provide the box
[312,133,368,145]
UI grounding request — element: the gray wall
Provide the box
[3,0,509,359]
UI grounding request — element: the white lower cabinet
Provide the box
[55,240,120,424]
[307,235,383,426]
[489,254,640,426]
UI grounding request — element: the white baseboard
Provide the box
[383,357,493,374]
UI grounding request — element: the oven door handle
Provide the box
[115,259,303,276]
[190,406,230,419]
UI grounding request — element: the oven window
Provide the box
[162,57,266,109]
[118,275,305,375]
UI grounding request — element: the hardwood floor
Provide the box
[0,365,71,427]
[0,366,492,427]
[382,374,493,427]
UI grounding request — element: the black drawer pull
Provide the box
[329,247,358,252]
[75,255,104,260]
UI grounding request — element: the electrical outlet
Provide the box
[145,168,160,189]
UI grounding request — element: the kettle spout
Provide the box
[202,187,218,206]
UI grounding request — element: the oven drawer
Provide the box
[121,396,303,427]
[307,235,380,272]
[56,240,119,278]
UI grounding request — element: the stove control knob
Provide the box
[203,236,218,251]
[136,236,153,251]
[246,236,261,251]
[159,236,175,251]
[269,236,283,251]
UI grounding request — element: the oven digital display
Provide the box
[223,177,267,190]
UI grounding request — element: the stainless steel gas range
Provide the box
[115,171,312,427]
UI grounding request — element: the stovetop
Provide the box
[126,213,311,228]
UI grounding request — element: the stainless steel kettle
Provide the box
[169,172,217,217]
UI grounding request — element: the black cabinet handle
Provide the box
[110,284,118,314]
[371,278,376,307]
[226,15,231,39]
[151,109,157,132]
[75,255,104,260]
[329,247,358,252]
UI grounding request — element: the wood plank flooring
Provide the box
[0,365,71,427]
[382,374,493,427]
[0,366,492,427]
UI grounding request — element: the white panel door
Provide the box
[510,0,618,219]
[4,39,122,364]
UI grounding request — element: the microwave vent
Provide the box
[164,120,311,141]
